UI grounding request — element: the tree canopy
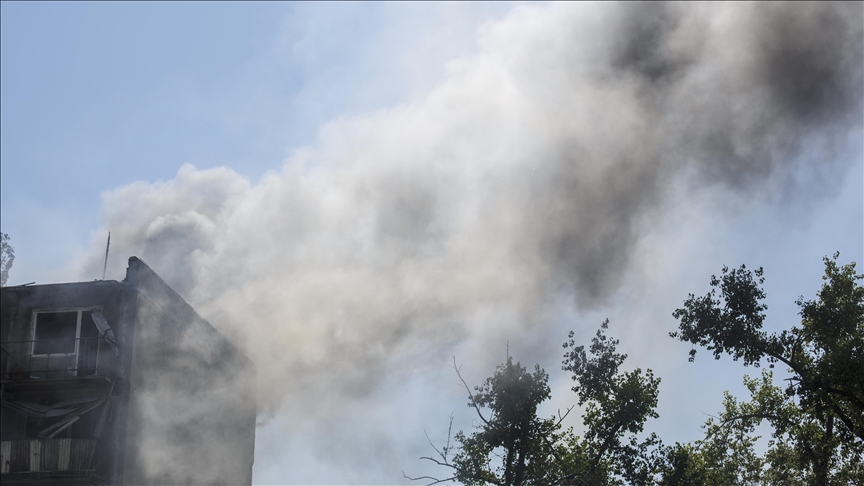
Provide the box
[669,253,864,484]
[0,232,14,287]
[406,322,661,486]
[561,320,661,485]
[409,253,863,485]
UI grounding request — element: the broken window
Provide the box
[32,311,79,355]
[31,309,104,376]
[32,310,102,355]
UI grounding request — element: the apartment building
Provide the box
[0,257,256,485]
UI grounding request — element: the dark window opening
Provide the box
[30,309,109,377]
[33,312,78,355]
[80,311,98,338]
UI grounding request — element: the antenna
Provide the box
[102,232,111,280]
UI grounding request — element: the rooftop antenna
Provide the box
[102,232,111,280]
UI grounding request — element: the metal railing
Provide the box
[0,438,111,481]
[0,337,118,381]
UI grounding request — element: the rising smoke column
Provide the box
[77,2,861,481]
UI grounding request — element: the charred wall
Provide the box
[122,257,256,486]
[0,281,125,484]
[1,258,255,486]
[0,281,125,344]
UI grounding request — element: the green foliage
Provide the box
[451,358,558,486]
[660,370,864,485]
[656,443,707,486]
[411,254,863,485]
[562,319,662,485]
[408,322,662,486]
[0,232,14,287]
[669,253,864,484]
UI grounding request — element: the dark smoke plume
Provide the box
[75,3,861,481]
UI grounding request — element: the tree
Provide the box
[660,368,863,486]
[407,322,662,486]
[669,253,864,484]
[453,357,566,486]
[405,356,567,486]
[658,373,783,486]
[0,232,14,287]
[561,319,662,485]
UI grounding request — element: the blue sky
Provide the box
[2,2,281,275]
[2,3,862,485]
[1,2,513,281]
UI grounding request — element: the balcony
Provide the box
[0,337,118,382]
[0,438,111,482]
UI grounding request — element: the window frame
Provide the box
[30,307,102,357]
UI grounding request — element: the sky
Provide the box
[1,2,862,485]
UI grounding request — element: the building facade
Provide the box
[0,257,256,485]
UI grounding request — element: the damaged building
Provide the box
[0,257,256,485]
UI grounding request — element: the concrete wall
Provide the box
[1,258,256,486]
[0,281,125,345]
[122,257,256,486]
[0,281,126,484]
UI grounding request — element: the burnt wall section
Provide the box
[122,257,256,486]
[0,281,125,484]
[0,281,125,386]
[1,259,256,485]
[0,281,125,344]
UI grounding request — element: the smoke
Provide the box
[76,2,861,482]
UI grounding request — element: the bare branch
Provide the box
[402,470,457,485]
[720,412,786,427]
[413,456,507,486]
[419,456,457,468]
[453,356,490,426]
[425,429,448,463]
[443,413,454,462]
[556,405,574,426]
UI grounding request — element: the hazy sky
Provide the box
[1,3,862,485]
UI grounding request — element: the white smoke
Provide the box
[75,3,861,483]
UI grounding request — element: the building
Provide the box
[0,257,256,485]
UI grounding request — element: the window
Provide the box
[32,309,99,355]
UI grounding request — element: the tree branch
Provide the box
[425,429,448,463]
[830,401,864,442]
[556,406,574,426]
[402,470,457,485]
[753,343,864,440]
[703,412,790,441]
[550,469,594,486]
[419,456,457,468]
[590,421,623,469]
[454,356,491,426]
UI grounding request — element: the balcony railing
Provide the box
[0,438,111,481]
[0,337,118,382]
